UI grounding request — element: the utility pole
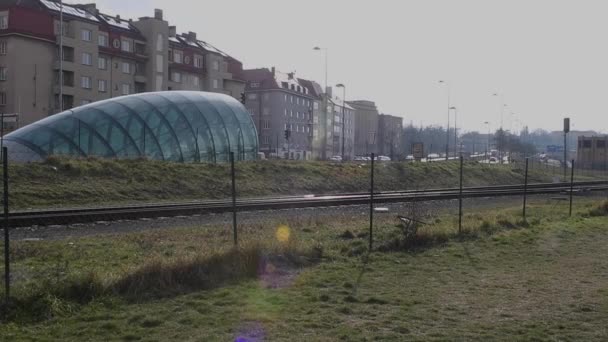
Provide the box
[564,118,570,180]
[439,81,451,160]
[59,0,64,112]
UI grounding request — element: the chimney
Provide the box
[271,66,275,77]
[187,31,197,42]
[169,26,176,38]
[116,14,120,20]
[154,9,163,20]
[287,72,294,80]
[78,4,97,14]
[325,86,332,98]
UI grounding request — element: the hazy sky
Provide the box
[65,0,608,133]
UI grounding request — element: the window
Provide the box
[290,110,293,117]
[290,96,294,103]
[171,72,181,83]
[263,120,270,129]
[98,79,107,92]
[212,79,219,89]
[81,29,92,41]
[597,140,606,148]
[0,67,8,81]
[122,62,131,74]
[0,92,6,105]
[81,52,92,66]
[296,112,300,119]
[212,60,219,70]
[263,108,270,116]
[192,76,200,87]
[81,76,92,89]
[0,13,7,30]
[284,94,287,102]
[284,108,287,116]
[297,98,300,105]
[0,41,6,55]
[122,83,130,95]
[81,99,91,106]
[156,55,164,73]
[156,33,163,52]
[262,136,270,145]
[121,40,131,52]
[98,34,108,47]
[174,51,183,64]
[98,56,107,70]
[194,56,203,68]
[247,93,257,100]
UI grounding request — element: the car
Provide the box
[329,156,343,162]
[489,157,498,163]
[406,155,415,161]
[354,156,367,162]
[377,156,391,162]
[427,153,440,160]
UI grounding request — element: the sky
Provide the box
[65,0,608,133]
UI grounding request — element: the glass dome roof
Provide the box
[4,91,259,163]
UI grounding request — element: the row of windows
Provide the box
[284,109,311,120]
[0,41,6,55]
[283,94,312,107]
[0,67,7,81]
[168,50,204,69]
[78,76,130,95]
[280,82,309,95]
[284,123,312,134]
[79,53,139,76]
[582,140,607,148]
[80,29,134,53]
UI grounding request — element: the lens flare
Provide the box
[276,225,290,243]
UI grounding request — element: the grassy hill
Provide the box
[8,157,574,210]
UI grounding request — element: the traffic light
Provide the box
[240,93,246,105]
[284,129,291,140]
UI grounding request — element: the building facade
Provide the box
[577,136,607,170]
[242,67,321,160]
[378,114,403,159]
[325,91,355,160]
[348,100,379,157]
[0,0,245,128]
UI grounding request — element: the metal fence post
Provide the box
[369,153,375,251]
[569,159,575,217]
[3,147,9,306]
[523,158,529,221]
[230,152,238,246]
[459,156,463,234]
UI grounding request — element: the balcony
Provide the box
[53,59,75,71]
[53,84,75,96]
[55,34,76,47]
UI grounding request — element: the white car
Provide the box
[377,156,391,162]
[354,156,367,162]
[428,153,440,159]
[406,155,415,161]
[329,156,343,162]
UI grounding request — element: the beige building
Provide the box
[0,0,245,128]
[577,136,607,170]
[348,100,379,156]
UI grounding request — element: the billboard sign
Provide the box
[412,142,424,160]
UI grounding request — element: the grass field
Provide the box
[6,157,600,210]
[1,198,607,341]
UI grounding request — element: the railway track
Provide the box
[7,181,608,227]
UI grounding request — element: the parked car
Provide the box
[354,156,367,162]
[489,157,498,163]
[428,153,440,159]
[376,156,391,162]
[406,155,415,161]
[329,156,343,162]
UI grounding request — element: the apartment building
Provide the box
[378,114,403,159]
[348,100,379,157]
[242,67,322,160]
[325,90,355,160]
[0,0,245,127]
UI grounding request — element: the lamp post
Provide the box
[484,121,490,161]
[439,80,451,160]
[450,106,458,156]
[493,93,507,163]
[313,46,328,159]
[59,0,64,112]
[336,83,346,161]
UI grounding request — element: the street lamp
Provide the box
[336,83,346,161]
[439,80,451,160]
[450,106,458,156]
[484,121,490,160]
[314,46,328,159]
